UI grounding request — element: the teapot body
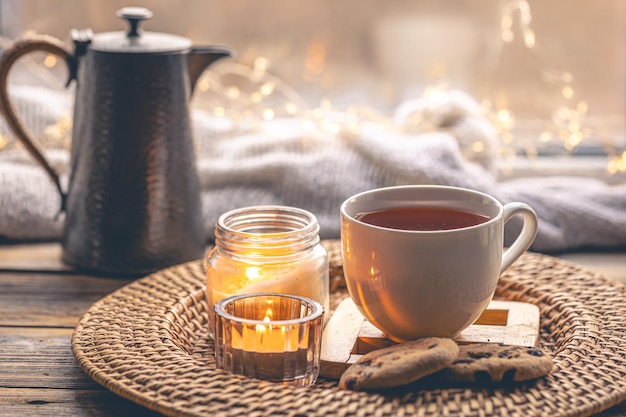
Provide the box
[0,8,231,275]
[63,50,204,274]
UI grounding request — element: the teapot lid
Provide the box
[86,7,192,53]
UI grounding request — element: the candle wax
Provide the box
[206,244,329,339]
[208,255,328,314]
[231,315,305,353]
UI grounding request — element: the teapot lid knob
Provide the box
[116,7,153,37]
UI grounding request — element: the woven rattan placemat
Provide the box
[71,240,626,417]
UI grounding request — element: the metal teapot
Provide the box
[0,7,232,275]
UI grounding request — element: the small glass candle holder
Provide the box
[214,293,324,387]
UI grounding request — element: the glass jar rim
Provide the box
[214,292,324,326]
[214,205,321,258]
[216,205,319,237]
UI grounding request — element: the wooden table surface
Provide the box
[1,242,625,417]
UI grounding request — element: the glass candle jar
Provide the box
[206,205,329,338]
[214,293,324,386]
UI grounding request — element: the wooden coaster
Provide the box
[320,298,540,379]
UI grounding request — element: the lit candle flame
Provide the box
[256,315,272,345]
[256,321,266,333]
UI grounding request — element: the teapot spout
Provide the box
[188,46,233,94]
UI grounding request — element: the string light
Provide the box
[42,114,72,149]
[43,54,57,68]
[608,151,626,175]
[3,7,621,176]
[562,86,574,99]
[490,0,624,173]
[500,0,534,47]
[197,80,210,92]
[539,131,552,143]
[472,141,485,152]
[226,87,240,99]
[262,108,275,121]
[259,83,274,96]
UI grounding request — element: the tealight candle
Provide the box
[214,293,324,386]
[205,206,329,338]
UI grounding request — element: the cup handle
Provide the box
[0,34,75,210]
[500,202,539,273]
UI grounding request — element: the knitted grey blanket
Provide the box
[1,86,625,252]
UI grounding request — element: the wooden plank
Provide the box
[0,242,211,274]
[357,300,540,348]
[0,388,161,417]
[319,294,365,379]
[0,328,161,416]
[0,272,135,327]
[0,243,69,272]
[0,327,96,389]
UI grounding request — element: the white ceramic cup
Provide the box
[340,185,538,342]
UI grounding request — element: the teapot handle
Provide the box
[0,34,76,210]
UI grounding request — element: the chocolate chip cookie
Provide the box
[338,337,459,391]
[439,343,553,383]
